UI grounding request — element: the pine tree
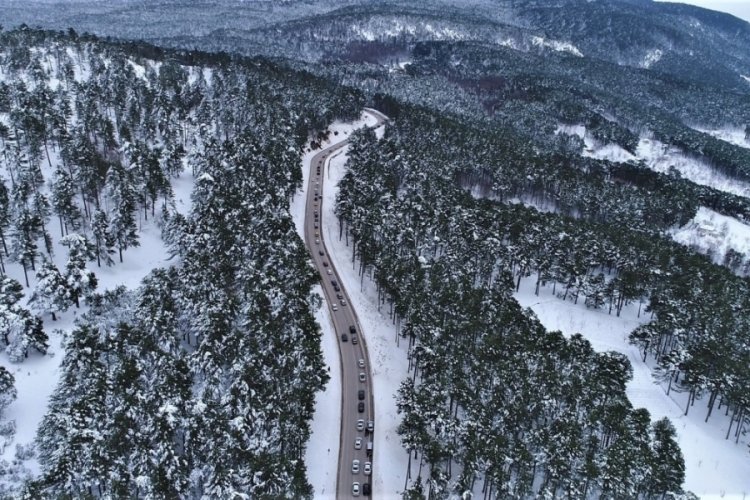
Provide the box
[6,308,48,361]
[0,366,16,417]
[50,167,81,237]
[60,233,97,307]
[648,418,686,499]
[107,163,140,262]
[31,192,53,256]
[28,258,69,320]
[0,179,10,261]
[91,209,114,267]
[10,207,38,286]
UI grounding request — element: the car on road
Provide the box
[337,293,344,300]
[352,460,360,474]
[352,482,360,496]
[351,335,358,344]
[349,325,357,334]
[331,280,338,287]
[364,462,371,475]
[323,262,329,267]
[340,299,347,306]
[363,483,371,496]
[358,402,365,413]
[327,269,333,275]
[319,250,324,256]
[359,372,366,382]
[367,420,374,433]
[341,334,348,342]
[357,419,365,431]
[332,304,338,311]
[358,390,365,400]
[315,239,319,244]
[354,437,362,449]
[358,359,365,368]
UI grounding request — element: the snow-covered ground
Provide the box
[557,124,750,199]
[694,126,750,150]
[0,159,194,483]
[515,278,750,498]
[293,111,408,498]
[636,137,750,198]
[670,206,750,269]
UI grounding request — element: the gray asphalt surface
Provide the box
[303,110,386,499]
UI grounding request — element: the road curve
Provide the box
[303,110,387,499]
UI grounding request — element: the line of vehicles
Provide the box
[342,322,373,496]
[314,140,376,498]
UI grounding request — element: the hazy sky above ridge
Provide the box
[658,0,750,22]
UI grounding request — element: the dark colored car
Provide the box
[341,334,348,342]
[349,325,357,334]
[363,483,371,496]
[358,402,364,413]
[358,390,365,400]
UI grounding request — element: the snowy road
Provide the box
[301,109,387,498]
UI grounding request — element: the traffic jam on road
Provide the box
[310,141,377,498]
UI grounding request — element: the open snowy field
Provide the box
[670,206,750,270]
[515,277,750,498]
[556,124,750,199]
[694,126,750,150]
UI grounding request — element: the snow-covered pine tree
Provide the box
[91,209,115,267]
[0,366,16,417]
[106,162,140,262]
[50,167,82,237]
[28,258,68,320]
[10,207,39,286]
[60,233,97,307]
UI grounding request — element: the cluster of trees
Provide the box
[0,27,363,496]
[336,101,750,495]
[319,34,750,221]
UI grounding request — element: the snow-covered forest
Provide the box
[335,104,750,497]
[0,27,362,497]
[0,0,749,497]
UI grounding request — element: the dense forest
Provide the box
[0,27,361,497]
[335,101,750,497]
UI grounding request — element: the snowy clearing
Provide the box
[515,277,750,498]
[556,125,750,198]
[670,206,750,270]
[693,126,750,150]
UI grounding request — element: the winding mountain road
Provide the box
[304,109,387,499]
